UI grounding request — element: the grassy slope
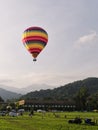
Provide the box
[0,112,98,130]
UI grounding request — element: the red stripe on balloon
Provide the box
[22,36,48,43]
[28,48,42,53]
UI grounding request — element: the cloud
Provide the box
[0,72,82,88]
[0,79,13,83]
[75,31,98,48]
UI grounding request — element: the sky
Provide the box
[0,0,98,89]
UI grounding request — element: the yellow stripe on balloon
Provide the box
[22,31,48,39]
[25,43,44,50]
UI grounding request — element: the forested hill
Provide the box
[0,88,21,101]
[21,77,98,100]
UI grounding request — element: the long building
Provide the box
[19,100,76,111]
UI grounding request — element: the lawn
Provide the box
[0,112,98,130]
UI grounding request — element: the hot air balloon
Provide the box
[22,26,48,61]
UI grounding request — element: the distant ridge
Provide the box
[0,77,98,101]
[0,84,55,94]
[21,77,98,100]
[0,88,22,101]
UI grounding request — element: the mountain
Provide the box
[21,77,98,100]
[19,84,55,94]
[0,84,20,93]
[0,84,55,94]
[1,77,98,101]
[0,88,22,101]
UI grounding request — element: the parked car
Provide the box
[0,111,6,116]
[68,117,82,124]
[37,109,46,113]
[17,109,25,115]
[18,109,25,112]
[9,110,17,117]
[85,118,95,125]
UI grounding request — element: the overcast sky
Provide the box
[0,0,98,89]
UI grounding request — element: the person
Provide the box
[29,109,34,117]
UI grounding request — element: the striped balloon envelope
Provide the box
[22,26,48,61]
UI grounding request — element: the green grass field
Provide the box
[0,112,98,130]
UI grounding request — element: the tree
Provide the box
[0,96,4,102]
[74,87,89,111]
[0,96,5,111]
[86,93,98,111]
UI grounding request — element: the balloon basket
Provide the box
[33,58,37,61]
